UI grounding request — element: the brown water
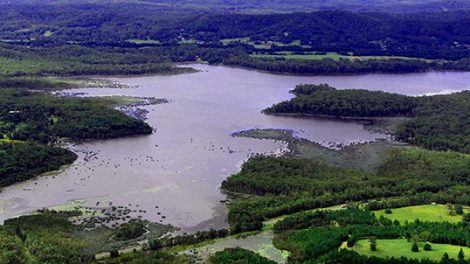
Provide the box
[1,64,469,231]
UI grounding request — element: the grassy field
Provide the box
[0,138,24,144]
[43,30,53,37]
[374,204,468,224]
[221,38,311,49]
[178,38,200,44]
[251,51,428,61]
[0,56,59,76]
[126,39,161,45]
[262,204,344,231]
[221,37,250,45]
[352,239,469,261]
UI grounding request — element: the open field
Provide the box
[0,138,24,144]
[221,38,311,49]
[352,239,469,261]
[0,56,58,76]
[251,51,429,61]
[43,30,53,37]
[126,39,161,45]
[373,204,468,224]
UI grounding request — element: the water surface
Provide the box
[1,65,469,231]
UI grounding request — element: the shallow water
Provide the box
[1,65,469,231]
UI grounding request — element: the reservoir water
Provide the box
[1,64,469,231]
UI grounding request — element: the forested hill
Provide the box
[1,5,470,60]
[1,0,470,13]
[0,89,153,143]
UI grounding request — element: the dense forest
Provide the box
[0,89,152,142]
[265,84,470,153]
[216,147,470,263]
[222,148,470,232]
[4,43,470,78]
[0,1,470,263]
[265,84,417,117]
[224,56,439,75]
[0,89,153,186]
[208,248,276,264]
[0,142,77,187]
[396,92,470,154]
[0,5,470,60]
[3,5,470,77]
[1,2,470,78]
[0,44,195,77]
[272,208,470,263]
[2,0,469,13]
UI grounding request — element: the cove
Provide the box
[1,64,469,231]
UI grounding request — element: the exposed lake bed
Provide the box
[1,64,469,232]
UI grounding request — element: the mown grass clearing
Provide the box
[352,239,469,261]
[373,204,468,224]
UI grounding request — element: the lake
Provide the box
[1,64,469,231]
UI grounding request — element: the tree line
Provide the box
[1,5,470,60]
[0,89,154,187]
[265,84,470,153]
[222,148,470,232]
[272,208,470,263]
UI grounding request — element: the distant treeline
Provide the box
[2,5,470,77]
[227,56,470,75]
[4,44,470,78]
[1,5,470,60]
[265,84,470,153]
[0,44,194,77]
[265,84,417,117]
[224,56,434,75]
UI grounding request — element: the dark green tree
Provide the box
[411,242,419,252]
[458,249,465,260]
[423,243,432,251]
[369,236,377,251]
[455,204,464,215]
